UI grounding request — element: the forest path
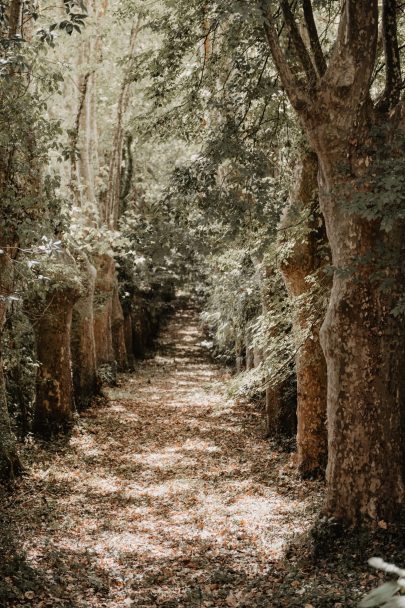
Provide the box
[2,303,319,608]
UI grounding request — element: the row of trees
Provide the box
[0,0,179,478]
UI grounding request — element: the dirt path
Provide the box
[1,304,321,608]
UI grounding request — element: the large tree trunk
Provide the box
[279,151,329,478]
[0,249,22,480]
[318,156,405,522]
[310,122,405,521]
[32,285,80,438]
[71,252,99,410]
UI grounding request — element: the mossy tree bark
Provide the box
[0,0,30,478]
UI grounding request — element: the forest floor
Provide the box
[0,303,404,608]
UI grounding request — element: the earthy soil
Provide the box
[0,304,403,607]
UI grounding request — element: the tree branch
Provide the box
[302,0,327,76]
[280,0,318,85]
[378,0,402,111]
[259,0,310,111]
[8,0,22,37]
[323,1,378,106]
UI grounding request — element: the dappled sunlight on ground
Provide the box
[1,304,322,607]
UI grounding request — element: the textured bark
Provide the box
[112,284,127,371]
[32,288,79,438]
[71,253,99,411]
[93,254,115,369]
[7,0,22,37]
[318,160,404,518]
[0,249,22,480]
[279,151,329,478]
[318,157,405,522]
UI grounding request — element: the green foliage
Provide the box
[37,0,88,44]
[25,251,84,304]
[201,248,261,364]
[3,308,37,438]
[360,559,405,608]
[116,0,308,399]
[0,2,85,247]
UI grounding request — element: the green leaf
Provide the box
[359,583,400,608]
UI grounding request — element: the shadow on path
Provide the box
[0,303,320,607]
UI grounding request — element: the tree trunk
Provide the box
[318,156,405,522]
[71,252,99,410]
[93,254,115,369]
[279,151,329,478]
[66,0,105,233]
[123,306,135,369]
[32,288,79,438]
[8,0,22,37]
[112,284,127,371]
[0,250,22,480]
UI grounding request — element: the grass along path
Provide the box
[1,303,324,607]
